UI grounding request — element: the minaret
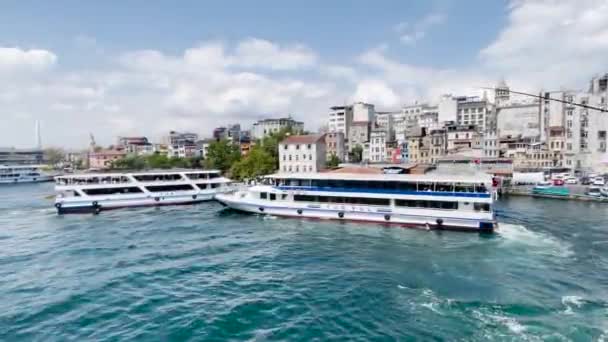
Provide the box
[35,120,42,149]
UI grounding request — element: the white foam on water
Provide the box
[397,284,407,290]
[473,310,528,336]
[561,295,584,315]
[497,223,574,258]
[262,215,277,220]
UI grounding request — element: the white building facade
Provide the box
[279,135,326,173]
[252,117,304,140]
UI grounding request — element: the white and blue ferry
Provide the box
[54,170,232,214]
[215,172,497,232]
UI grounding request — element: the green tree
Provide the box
[350,145,363,163]
[111,155,146,170]
[44,147,65,167]
[326,153,341,168]
[204,139,241,172]
[230,146,276,181]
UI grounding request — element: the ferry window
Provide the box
[454,183,475,192]
[476,183,488,192]
[360,197,390,206]
[83,187,144,196]
[294,194,316,202]
[145,184,194,192]
[329,196,344,203]
[417,182,434,191]
[397,182,417,192]
[441,202,458,210]
[260,192,268,199]
[196,183,209,190]
[211,183,220,188]
[435,183,453,192]
[474,203,491,212]
[186,173,208,180]
[281,194,288,200]
[209,173,221,179]
[395,199,417,207]
[318,196,330,203]
[269,193,276,201]
[429,201,442,209]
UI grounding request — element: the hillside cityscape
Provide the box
[3,73,607,178]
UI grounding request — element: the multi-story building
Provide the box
[348,121,371,152]
[168,131,199,159]
[252,117,304,140]
[375,112,395,140]
[325,132,345,161]
[213,127,227,140]
[0,148,44,165]
[539,74,608,171]
[352,102,375,122]
[407,127,425,164]
[446,123,480,153]
[88,149,126,169]
[328,105,353,139]
[456,96,493,132]
[428,128,447,164]
[279,135,326,173]
[117,136,151,155]
[369,128,388,163]
[495,81,541,139]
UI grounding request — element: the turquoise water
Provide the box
[1,183,607,341]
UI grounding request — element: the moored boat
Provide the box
[532,185,570,196]
[0,165,54,184]
[54,170,231,214]
[215,172,498,232]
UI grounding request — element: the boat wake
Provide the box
[497,223,574,258]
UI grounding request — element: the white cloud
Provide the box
[352,80,400,107]
[479,0,608,90]
[0,47,57,72]
[396,12,446,45]
[234,38,318,70]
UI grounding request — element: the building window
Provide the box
[296,144,300,150]
[307,144,312,149]
[289,155,292,161]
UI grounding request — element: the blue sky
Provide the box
[1,0,606,148]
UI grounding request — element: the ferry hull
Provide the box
[216,194,495,233]
[56,193,216,214]
[0,176,54,184]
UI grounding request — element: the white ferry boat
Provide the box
[215,172,498,232]
[54,170,231,214]
[0,165,54,184]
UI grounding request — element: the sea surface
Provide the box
[0,183,607,341]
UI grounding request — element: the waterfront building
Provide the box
[169,131,198,146]
[428,129,447,164]
[168,131,199,159]
[375,112,396,141]
[88,149,127,169]
[278,135,326,173]
[197,139,215,159]
[539,74,608,171]
[252,117,304,140]
[118,136,151,155]
[0,147,45,165]
[495,80,541,139]
[446,123,480,153]
[325,132,345,161]
[407,127,425,164]
[369,128,388,163]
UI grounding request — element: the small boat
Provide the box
[0,165,54,184]
[587,186,602,197]
[216,172,498,232]
[54,169,231,214]
[600,187,608,197]
[532,186,570,196]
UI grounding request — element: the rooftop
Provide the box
[280,134,325,144]
[267,171,492,183]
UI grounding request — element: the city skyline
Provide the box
[1,0,608,148]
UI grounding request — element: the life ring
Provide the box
[384,214,391,221]
[92,201,98,207]
[154,197,160,202]
[338,212,344,219]
[192,195,197,200]
[54,202,62,209]
[297,209,303,215]
[259,207,265,212]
